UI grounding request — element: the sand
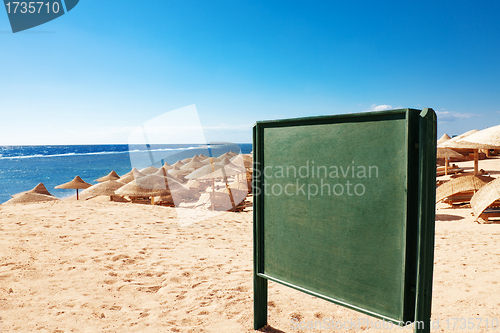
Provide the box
[1,158,500,332]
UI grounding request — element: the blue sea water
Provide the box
[0,143,252,204]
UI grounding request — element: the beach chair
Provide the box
[471,178,500,223]
[153,195,175,207]
[436,166,464,177]
[436,175,494,207]
[129,196,151,204]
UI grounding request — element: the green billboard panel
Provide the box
[253,109,436,331]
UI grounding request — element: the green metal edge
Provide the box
[257,272,408,325]
[253,108,408,127]
[253,122,268,329]
[413,108,437,333]
[402,109,420,322]
[253,108,432,329]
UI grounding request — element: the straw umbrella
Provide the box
[230,154,252,168]
[139,166,159,175]
[456,126,500,175]
[12,183,53,198]
[115,175,169,203]
[437,133,451,145]
[55,176,92,200]
[202,156,221,164]
[115,174,187,204]
[118,168,145,183]
[218,152,235,160]
[180,159,206,171]
[439,129,495,175]
[3,193,59,205]
[438,129,478,149]
[187,163,246,211]
[167,166,190,177]
[80,180,126,201]
[460,124,500,150]
[437,148,464,175]
[96,170,120,182]
[162,162,173,170]
[217,157,245,170]
[185,163,243,180]
[172,160,185,168]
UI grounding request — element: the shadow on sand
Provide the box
[435,214,465,222]
[258,325,287,333]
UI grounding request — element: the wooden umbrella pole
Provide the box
[474,149,479,175]
[76,189,79,200]
[210,158,215,211]
[220,168,236,211]
[211,179,215,211]
[445,158,448,175]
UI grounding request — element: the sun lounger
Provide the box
[442,191,475,206]
[129,196,151,204]
[471,177,500,223]
[436,175,494,206]
[436,167,463,177]
[477,207,500,223]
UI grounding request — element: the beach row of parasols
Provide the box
[437,124,500,176]
[3,152,253,208]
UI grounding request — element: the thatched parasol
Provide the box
[139,166,159,175]
[168,166,191,177]
[118,168,145,183]
[195,167,244,180]
[437,133,451,145]
[3,193,59,205]
[437,147,463,159]
[460,124,500,148]
[12,183,53,198]
[230,154,252,167]
[185,163,242,180]
[192,155,205,163]
[437,130,479,148]
[202,156,221,164]
[218,152,236,160]
[115,174,188,204]
[437,148,464,175]
[470,177,500,220]
[185,161,244,211]
[180,159,206,171]
[436,175,494,203]
[55,176,92,200]
[172,160,185,168]
[439,129,497,175]
[162,162,173,170]
[152,167,186,187]
[186,179,210,192]
[217,157,245,170]
[80,180,126,200]
[96,170,120,182]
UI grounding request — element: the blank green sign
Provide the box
[254,109,424,323]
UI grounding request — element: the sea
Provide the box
[0,143,252,204]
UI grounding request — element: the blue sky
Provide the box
[1,1,500,144]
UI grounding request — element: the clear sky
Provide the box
[1,1,500,145]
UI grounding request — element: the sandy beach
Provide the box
[1,158,500,332]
